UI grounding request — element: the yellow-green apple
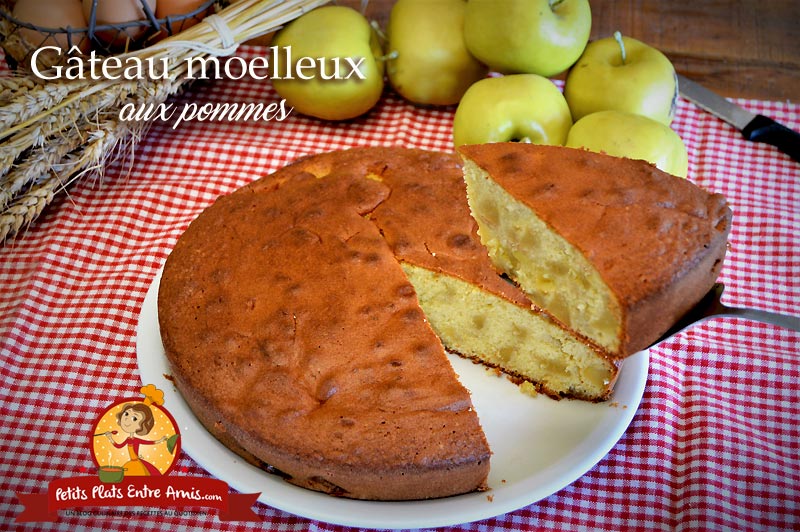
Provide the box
[270,6,384,121]
[386,0,487,106]
[463,0,591,77]
[564,32,678,125]
[452,74,572,146]
[566,110,689,177]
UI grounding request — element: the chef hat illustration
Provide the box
[140,384,165,407]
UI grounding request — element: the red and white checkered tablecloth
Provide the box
[1,45,799,530]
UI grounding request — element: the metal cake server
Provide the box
[649,283,800,348]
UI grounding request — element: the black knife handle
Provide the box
[742,114,800,163]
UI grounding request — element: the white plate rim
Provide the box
[136,270,648,529]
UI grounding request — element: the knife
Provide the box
[677,74,800,163]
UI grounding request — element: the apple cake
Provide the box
[459,143,732,357]
[158,147,621,501]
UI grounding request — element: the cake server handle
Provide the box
[650,283,800,347]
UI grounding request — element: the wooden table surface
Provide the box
[351,0,799,103]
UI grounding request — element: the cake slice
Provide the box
[363,149,619,400]
[459,143,732,356]
[288,147,619,400]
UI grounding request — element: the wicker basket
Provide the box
[0,0,220,71]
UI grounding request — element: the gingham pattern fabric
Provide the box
[1,46,798,531]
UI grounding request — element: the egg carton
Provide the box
[0,0,223,72]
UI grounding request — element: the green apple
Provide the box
[463,0,592,77]
[565,110,689,177]
[386,0,488,106]
[452,74,572,146]
[564,32,678,125]
[270,6,384,121]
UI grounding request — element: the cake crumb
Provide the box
[486,495,494,502]
[485,367,503,377]
[519,381,538,398]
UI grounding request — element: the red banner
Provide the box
[15,476,261,523]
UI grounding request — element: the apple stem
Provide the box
[614,31,627,64]
[378,50,399,62]
[370,19,387,42]
[549,0,566,9]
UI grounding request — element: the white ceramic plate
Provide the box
[137,271,648,529]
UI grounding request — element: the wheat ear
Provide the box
[0,117,131,241]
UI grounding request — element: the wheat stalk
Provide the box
[0,80,134,187]
[0,171,59,242]
[0,115,143,242]
[0,131,83,207]
[0,82,71,130]
[0,76,37,103]
[0,0,329,242]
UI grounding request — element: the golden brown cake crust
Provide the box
[158,148,493,501]
[458,143,732,355]
[277,147,531,308]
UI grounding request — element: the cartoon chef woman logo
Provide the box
[91,384,180,482]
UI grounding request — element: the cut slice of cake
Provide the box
[401,264,616,400]
[459,143,732,357]
[358,149,619,401]
[285,147,619,400]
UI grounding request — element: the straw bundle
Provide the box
[0,0,329,242]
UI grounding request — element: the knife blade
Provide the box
[677,74,800,163]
